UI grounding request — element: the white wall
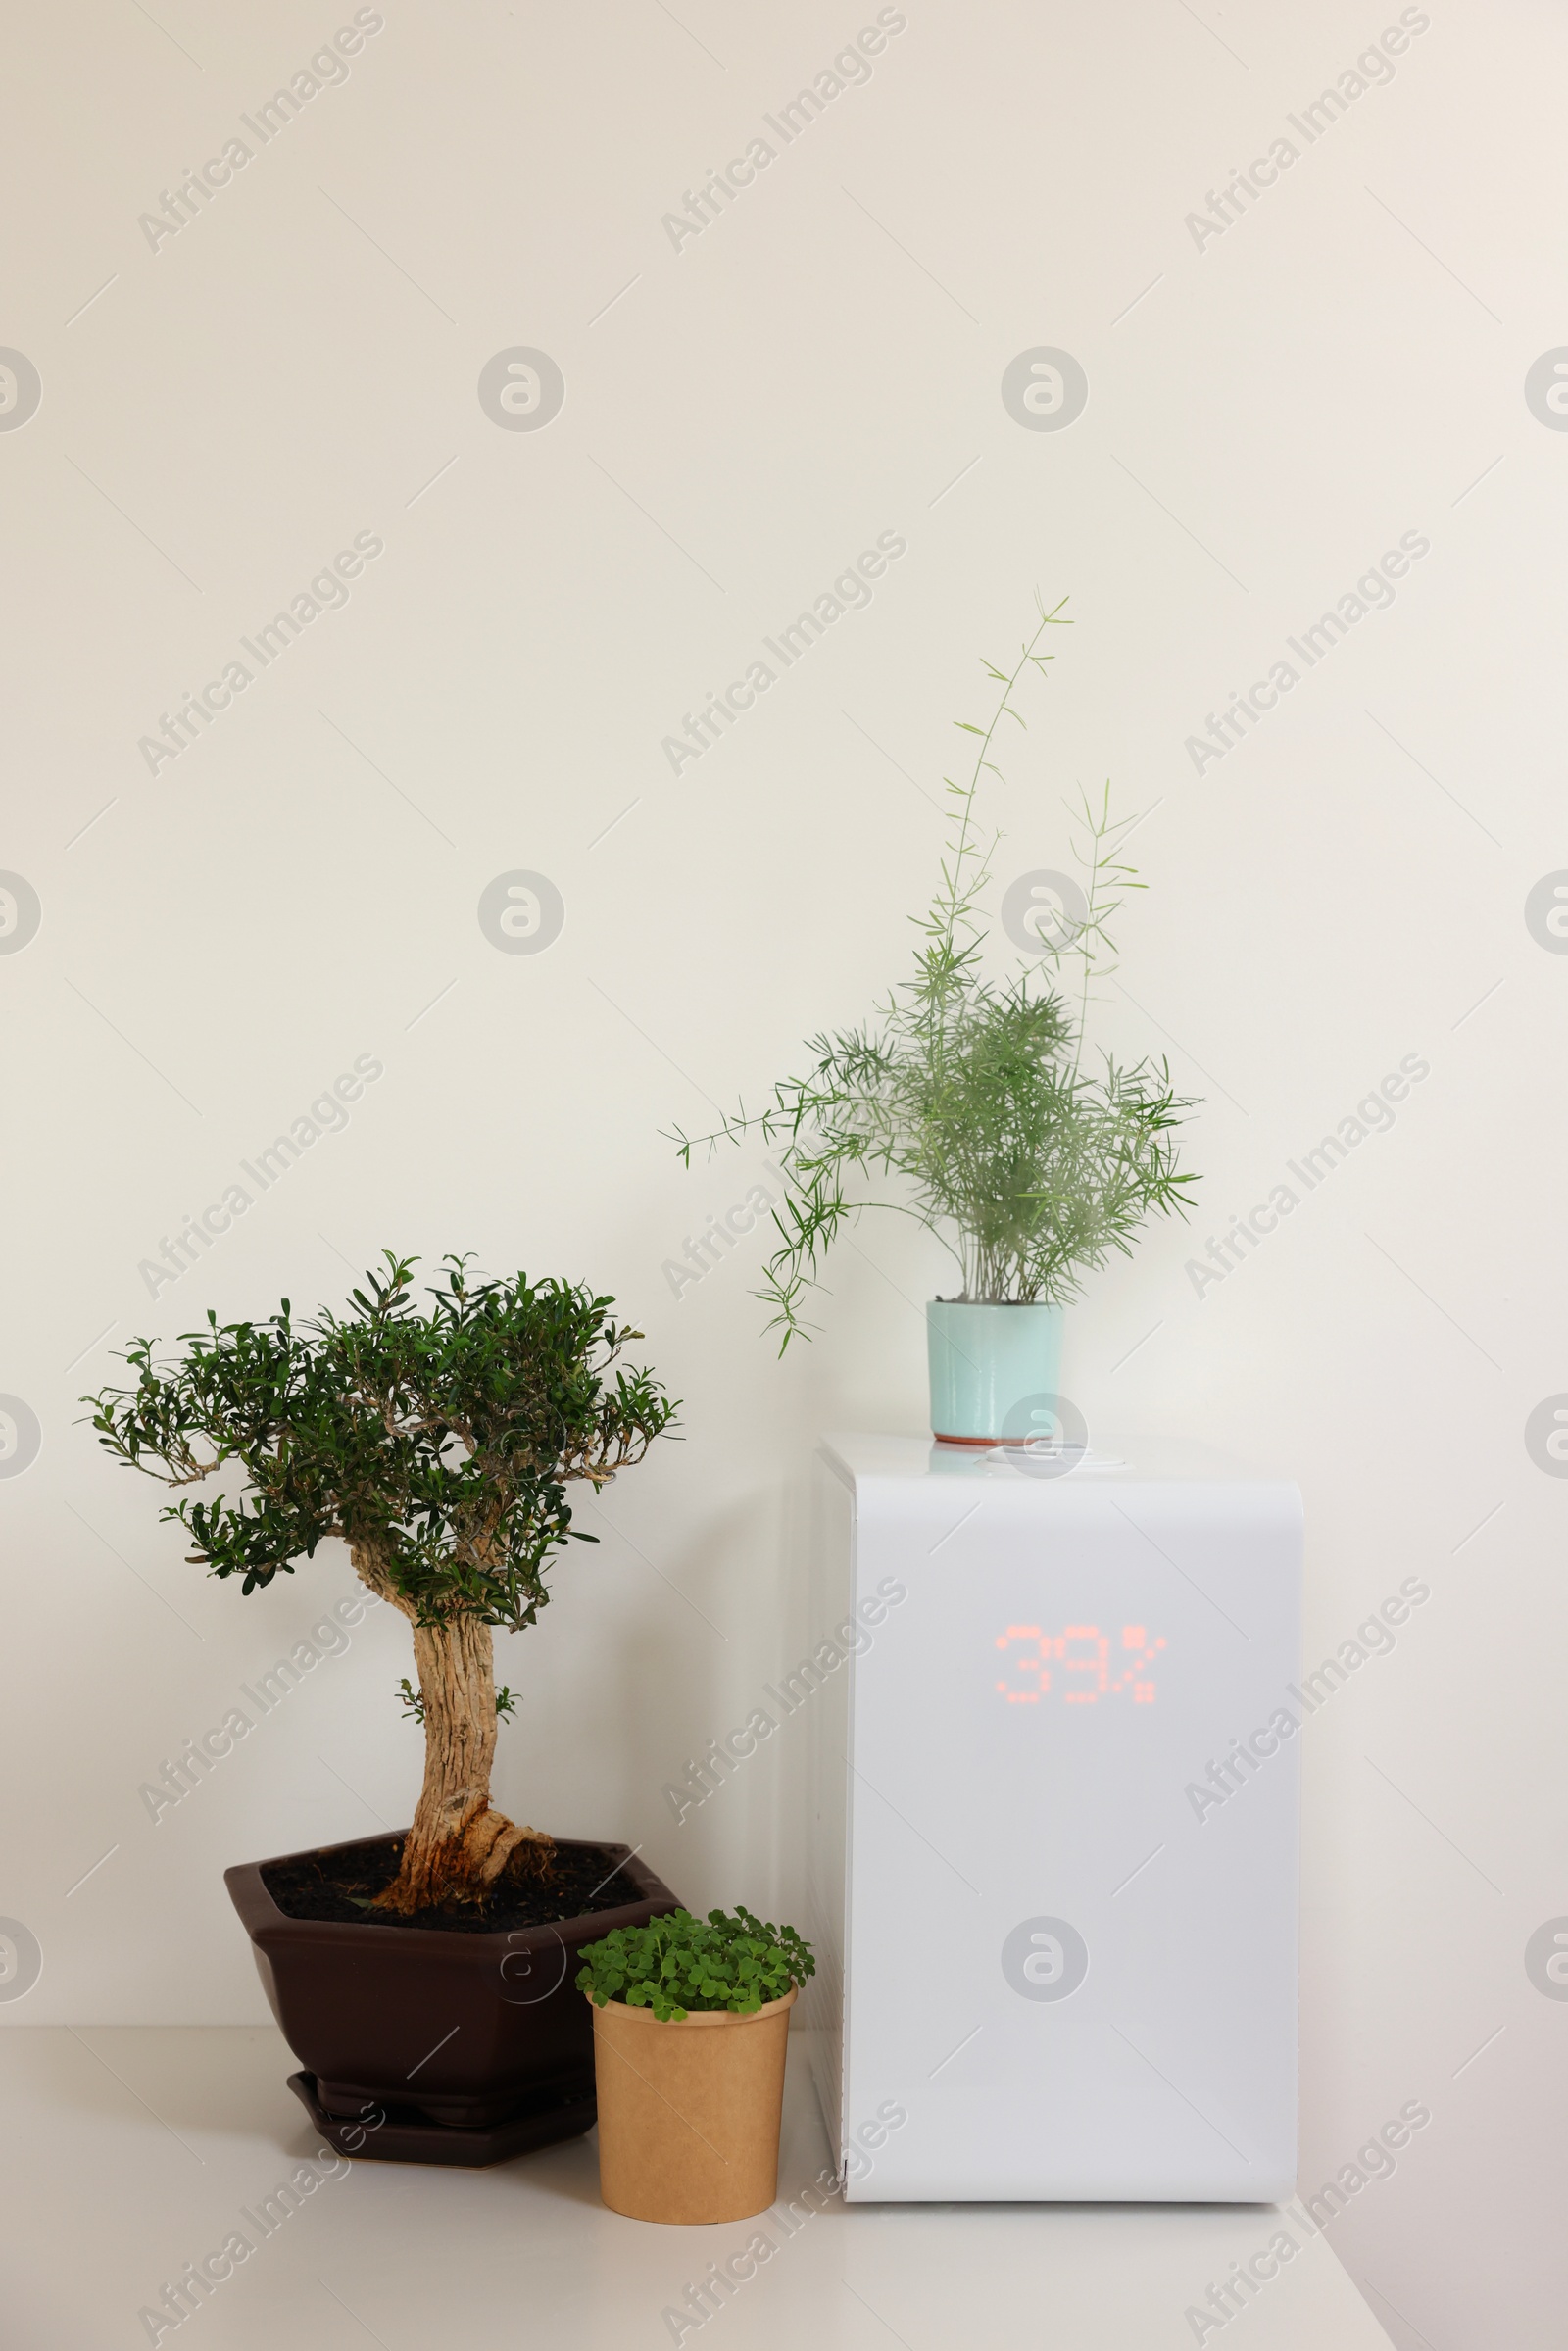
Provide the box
[2,0,1564,2340]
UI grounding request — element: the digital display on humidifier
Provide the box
[994,1623,1168,1704]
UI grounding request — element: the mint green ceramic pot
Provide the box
[926,1299,1065,1445]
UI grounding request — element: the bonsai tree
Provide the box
[671,599,1199,1344]
[85,1252,676,1914]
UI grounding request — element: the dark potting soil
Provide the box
[261,1834,645,1935]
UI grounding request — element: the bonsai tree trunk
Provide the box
[373,1612,549,1914]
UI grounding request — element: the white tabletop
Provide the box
[0,2024,1395,2349]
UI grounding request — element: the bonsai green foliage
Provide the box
[398,1676,514,1724]
[671,599,1199,1347]
[83,1251,678,1634]
[576,1907,816,2023]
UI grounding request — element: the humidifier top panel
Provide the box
[818,1431,1288,1492]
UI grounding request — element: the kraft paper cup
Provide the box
[588,1987,796,2224]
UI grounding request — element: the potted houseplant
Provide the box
[578,1907,815,2223]
[85,1251,681,2165]
[671,600,1199,1444]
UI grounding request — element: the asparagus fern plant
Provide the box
[671,600,1199,1347]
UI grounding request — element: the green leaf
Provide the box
[575,1908,815,2017]
[79,1257,680,1651]
[661,595,1198,1342]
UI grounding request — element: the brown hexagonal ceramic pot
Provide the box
[226,1832,680,2166]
